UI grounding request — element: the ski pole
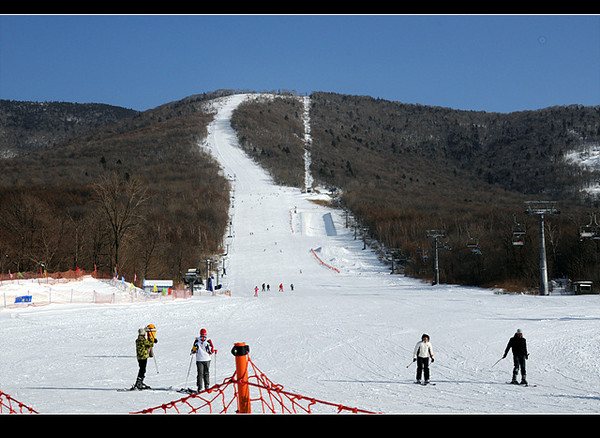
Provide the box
[406,359,415,368]
[213,351,217,386]
[492,357,504,368]
[185,354,194,388]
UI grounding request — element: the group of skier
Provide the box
[133,325,528,392]
[411,329,529,386]
[254,282,293,296]
[133,325,216,393]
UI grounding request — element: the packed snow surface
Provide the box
[2,94,600,414]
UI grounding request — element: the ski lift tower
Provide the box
[427,229,446,285]
[524,201,559,295]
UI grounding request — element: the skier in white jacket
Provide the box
[191,328,216,392]
[413,334,434,384]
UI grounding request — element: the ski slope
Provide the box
[2,94,600,414]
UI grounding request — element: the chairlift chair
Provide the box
[579,227,594,240]
[512,228,525,246]
[441,241,452,251]
[512,214,526,246]
[579,213,599,241]
[466,235,481,254]
[512,235,525,246]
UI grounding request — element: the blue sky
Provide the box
[1,14,598,113]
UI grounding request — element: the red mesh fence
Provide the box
[135,354,379,414]
[310,248,340,273]
[0,390,37,414]
[0,350,377,414]
[0,268,99,282]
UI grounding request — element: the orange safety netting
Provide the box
[0,391,38,414]
[310,248,340,273]
[134,355,379,414]
[1,351,378,414]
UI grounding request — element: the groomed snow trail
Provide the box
[1,94,600,414]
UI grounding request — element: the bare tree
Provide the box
[93,173,148,273]
[0,192,41,272]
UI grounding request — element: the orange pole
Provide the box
[232,342,251,413]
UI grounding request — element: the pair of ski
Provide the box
[118,385,173,392]
[412,381,535,387]
[118,385,203,394]
[176,387,203,395]
[507,381,536,387]
[415,381,435,386]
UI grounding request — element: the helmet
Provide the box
[516,329,523,335]
[200,328,207,337]
[138,328,146,336]
[422,333,430,341]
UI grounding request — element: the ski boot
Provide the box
[134,377,151,390]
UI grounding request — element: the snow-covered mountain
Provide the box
[1,94,600,415]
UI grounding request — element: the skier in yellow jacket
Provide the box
[133,327,157,390]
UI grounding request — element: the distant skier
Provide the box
[503,329,529,385]
[133,327,157,390]
[191,328,216,392]
[254,286,259,297]
[413,333,434,385]
[279,283,283,292]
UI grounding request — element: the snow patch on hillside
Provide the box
[564,141,600,195]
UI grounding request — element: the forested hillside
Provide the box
[1,90,599,292]
[0,90,236,284]
[0,100,138,158]
[231,92,600,292]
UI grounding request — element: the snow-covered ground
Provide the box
[2,94,600,414]
[564,140,600,196]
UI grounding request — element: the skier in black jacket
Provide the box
[503,329,529,385]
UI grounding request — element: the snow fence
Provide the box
[0,270,196,310]
[135,342,379,414]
